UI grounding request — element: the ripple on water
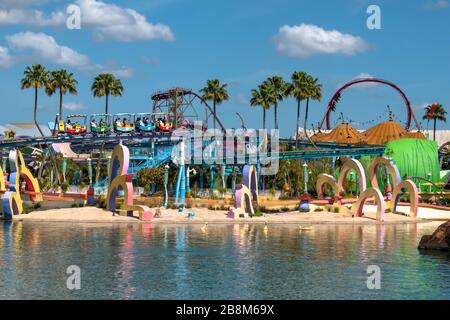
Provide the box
[0,221,448,299]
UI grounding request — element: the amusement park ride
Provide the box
[0,79,446,218]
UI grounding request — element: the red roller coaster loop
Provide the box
[319,78,421,131]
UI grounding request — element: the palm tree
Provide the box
[423,103,447,141]
[303,74,322,144]
[20,64,49,136]
[250,83,272,130]
[265,76,289,130]
[91,74,124,114]
[46,69,78,120]
[287,71,308,145]
[200,79,229,130]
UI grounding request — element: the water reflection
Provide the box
[0,221,448,299]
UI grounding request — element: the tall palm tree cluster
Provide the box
[200,72,322,145]
[422,103,447,141]
[250,72,322,145]
[20,64,124,136]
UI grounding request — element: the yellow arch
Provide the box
[9,150,42,202]
[0,165,6,191]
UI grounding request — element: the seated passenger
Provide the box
[116,119,123,127]
[91,119,97,128]
[66,119,72,129]
[143,117,149,126]
[123,118,129,127]
[99,118,105,127]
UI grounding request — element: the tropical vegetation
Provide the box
[200,79,229,130]
[46,69,78,119]
[423,103,447,141]
[91,73,124,114]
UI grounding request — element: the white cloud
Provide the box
[0,46,13,67]
[353,72,374,80]
[6,32,90,68]
[236,93,248,105]
[140,56,160,65]
[414,102,432,112]
[0,8,65,26]
[350,73,378,88]
[274,23,369,58]
[0,0,174,42]
[91,63,133,78]
[424,0,449,9]
[0,0,49,9]
[3,31,133,77]
[63,102,85,111]
[76,0,174,42]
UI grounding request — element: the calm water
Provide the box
[0,221,449,300]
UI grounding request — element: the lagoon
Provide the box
[0,221,449,299]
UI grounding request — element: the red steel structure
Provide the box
[319,78,421,131]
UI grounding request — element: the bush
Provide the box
[435,198,450,207]
[250,208,263,217]
[333,206,340,213]
[60,181,69,193]
[96,196,106,209]
[314,207,324,212]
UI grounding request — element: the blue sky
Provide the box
[0,0,449,136]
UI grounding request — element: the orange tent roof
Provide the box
[312,123,366,144]
[403,131,426,140]
[363,120,406,144]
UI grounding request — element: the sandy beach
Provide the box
[14,204,450,225]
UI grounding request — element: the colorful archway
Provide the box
[337,158,367,195]
[316,174,341,201]
[351,188,386,222]
[390,180,419,218]
[319,78,421,131]
[8,149,43,202]
[368,157,401,190]
[106,144,153,221]
[230,165,259,219]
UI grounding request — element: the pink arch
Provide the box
[352,188,386,222]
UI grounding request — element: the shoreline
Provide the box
[15,218,435,225]
[9,206,449,226]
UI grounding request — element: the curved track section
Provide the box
[319,78,420,131]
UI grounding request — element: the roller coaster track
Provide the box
[0,132,180,149]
